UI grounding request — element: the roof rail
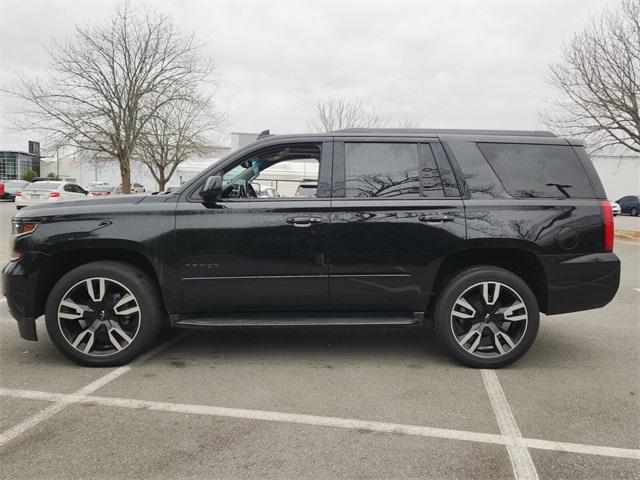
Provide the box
[332,128,557,137]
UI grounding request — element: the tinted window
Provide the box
[345,143,420,198]
[478,143,595,199]
[448,142,508,199]
[421,144,445,197]
[430,142,460,197]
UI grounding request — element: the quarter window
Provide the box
[478,143,595,199]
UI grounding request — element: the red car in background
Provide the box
[0,180,30,201]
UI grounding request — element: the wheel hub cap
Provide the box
[450,281,528,358]
[57,277,141,357]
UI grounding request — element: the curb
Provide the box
[615,230,640,242]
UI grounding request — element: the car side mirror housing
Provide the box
[200,175,223,203]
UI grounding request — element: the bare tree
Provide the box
[541,0,640,153]
[3,3,214,192]
[308,98,388,132]
[137,94,224,190]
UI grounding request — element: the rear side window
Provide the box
[478,143,595,199]
[344,142,444,198]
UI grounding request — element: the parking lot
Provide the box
[0,200,638,480]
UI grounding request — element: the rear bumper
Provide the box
[542,252,620,315]
[2,253,48,341]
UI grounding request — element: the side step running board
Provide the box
[170,312,423,328]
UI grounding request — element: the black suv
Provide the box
[2,129,620,368]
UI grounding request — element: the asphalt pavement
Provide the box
[616,214,640,232]
[0,200,638,480]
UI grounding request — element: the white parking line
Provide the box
[0,333,187,447]
[633,288,640,293]
[481,369,539,480]
[1,386,638,461]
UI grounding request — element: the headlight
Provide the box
[12,220,39,237]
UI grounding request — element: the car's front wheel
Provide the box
[433,266,539,368]
[45,261,164,367]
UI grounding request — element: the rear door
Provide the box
[328,137,466,313]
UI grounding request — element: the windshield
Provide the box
[27,182,61,190]
[4,180,27,188]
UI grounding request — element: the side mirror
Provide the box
[200,175,223,203]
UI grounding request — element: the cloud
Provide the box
[0,0,620,150]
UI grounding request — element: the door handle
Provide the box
[419,214,455,223]
[286,216,323,227]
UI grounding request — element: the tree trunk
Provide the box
[119,153,131,194]
[157,173,166,191]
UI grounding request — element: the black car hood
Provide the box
[15,194,152,219]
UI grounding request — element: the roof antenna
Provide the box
[258,129,270,138]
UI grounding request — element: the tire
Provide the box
[45,261,164,367]
[433,266,539,368]
[631,207,638,216]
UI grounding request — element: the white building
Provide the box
[591,153,640,201]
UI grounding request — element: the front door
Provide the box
[175,140,333,313]
[328,138,466,313]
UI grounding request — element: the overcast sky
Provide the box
[0,0,621,151]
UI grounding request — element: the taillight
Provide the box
[15,191,22,197]
[601,201,614,252]
[50,191,61,198]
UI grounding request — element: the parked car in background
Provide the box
[0,180,30,201]
[611,201,621,216]
[295,182,318,197]
[88,185,114,197]
[15,181,88,209]
[115,183,146,194]
[87,181,111,190]
[616,195,640,216]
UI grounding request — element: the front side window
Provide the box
[221,143,321,199]
[344,143,420,198]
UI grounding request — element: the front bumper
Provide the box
[542,252,621,315]
[2,253,49,341]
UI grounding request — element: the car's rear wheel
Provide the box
[631,207,638,216]
[433,266,539,368]
[45,261,164,366]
